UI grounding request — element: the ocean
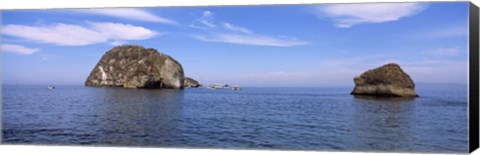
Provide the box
[1,84,469,153]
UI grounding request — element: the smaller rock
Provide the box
[351,63,418,97]
[184,77,201,88]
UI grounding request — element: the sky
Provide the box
[0,2,470,87]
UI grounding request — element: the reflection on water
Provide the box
[351,96,416,152]
[2,85,468,153]
[93,88,185,146]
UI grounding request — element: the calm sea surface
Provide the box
[2,85,468,153]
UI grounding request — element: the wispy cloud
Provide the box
[247,71,312,79]
[231,71,315,86]
[190,11,307,47]
[422,25,468,39]
[190,11,216,29]
[2,22,159,46]
[316,3,426,28]
[1,44,40,55]
[317,56,467,84]
[423,47,463,56]
[193,33,307,47]
[111,41,127,46]
[224,56,467,86]
[402,61,467,84]
[75,8,177,25]
[39,54,61,61]
[222,22,252,34]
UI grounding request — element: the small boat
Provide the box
[208,84,218,90]
[208,83,224,89]
[47,85,55,89]
[208,83,235,90]
[232,85,241,91]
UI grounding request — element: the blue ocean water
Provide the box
[1,84,468,153]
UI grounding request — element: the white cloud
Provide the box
[190,11,216,29]
[89,22,159,40]
[317,3,426,28]
[75,8,176,25]
[222,22,252,34]
[2,22,158,46]
[193,33,307,47]
[3,24,106,46]
[1,44,39,55]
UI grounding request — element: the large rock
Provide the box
[85,45,184,89]
[184,77,201,88]
[351,63,418,97]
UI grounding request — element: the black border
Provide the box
[469,1,479,153]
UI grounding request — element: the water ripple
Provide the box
[2,85,468,153]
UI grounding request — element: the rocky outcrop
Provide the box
[351,63,418,97]
[85,45,184,89]
[184,77,201,88]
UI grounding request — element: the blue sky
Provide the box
[1,2,469,86]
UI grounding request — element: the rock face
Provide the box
[85,45,184,89]
[351,63,418,97]
[184,77,201,88]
